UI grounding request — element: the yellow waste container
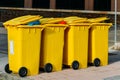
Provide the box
[40,24,67,72]
[3,15,44,77]
[88,23,112,67]
[63,23,91,70]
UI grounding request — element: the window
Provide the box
[0,0,24,7]
[94,0,111,11]
[56,0,85,10]
[32,0,50,9]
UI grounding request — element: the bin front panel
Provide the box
[89,25,111,66]
[8,26,22,73]
[8,26,42,75]
[20,27,42,75]
[40,27,65,71]
[63,27,74,65]
[63,25,90,68]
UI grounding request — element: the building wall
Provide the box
[111,0,120,11]
[94,0,111,11]
[0,7,118,23]
[0,0,24,7]
[0,0,120,12]
[23,0,120,12]
[85,0,94,10]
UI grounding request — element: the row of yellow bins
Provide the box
[3,15,112,77]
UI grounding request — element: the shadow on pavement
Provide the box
[108,51,120,64]
[104,75,120,80]
[0,34,8,53]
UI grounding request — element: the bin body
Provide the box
[63,23,90,69]
[7,25,43,75]
[88,23,112,66]
[40,24,66,71]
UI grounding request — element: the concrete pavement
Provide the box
[1,51,120,80]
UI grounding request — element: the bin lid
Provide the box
[40,18,64,24]
[87,17,109,23]
[40,18,54,24]
[69,23,91,26]
[16,25,44,31]
[17,25,44,28]
[44,24,68,27]
[91,23,112,26]
[3,15,42,26]
[64,16,87,24]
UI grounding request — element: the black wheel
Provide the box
[72,61,79,70]
[5,64,12,74]
[19,67,28,77]
[94,58,100,67]
[44,63,53,73]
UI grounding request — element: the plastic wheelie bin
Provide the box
[88,23,112,67]
[63,23,91,70]
[3,15,44,77]
[40,24,67,72]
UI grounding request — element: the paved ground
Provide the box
[1,50,120,80]
[1,26,120,80]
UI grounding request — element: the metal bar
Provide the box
[115,0,117,44]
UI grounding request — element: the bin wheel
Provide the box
[72,61,79,70]
[19,67,28,77]
[94,58,100,67]
[5,64,12,74]
[44,63,53,73]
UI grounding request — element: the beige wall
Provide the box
[24,0,32,8]
[50,0,56,9]
[85,0,94,10]
[111,0,120,12]
[24,0,120,12]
